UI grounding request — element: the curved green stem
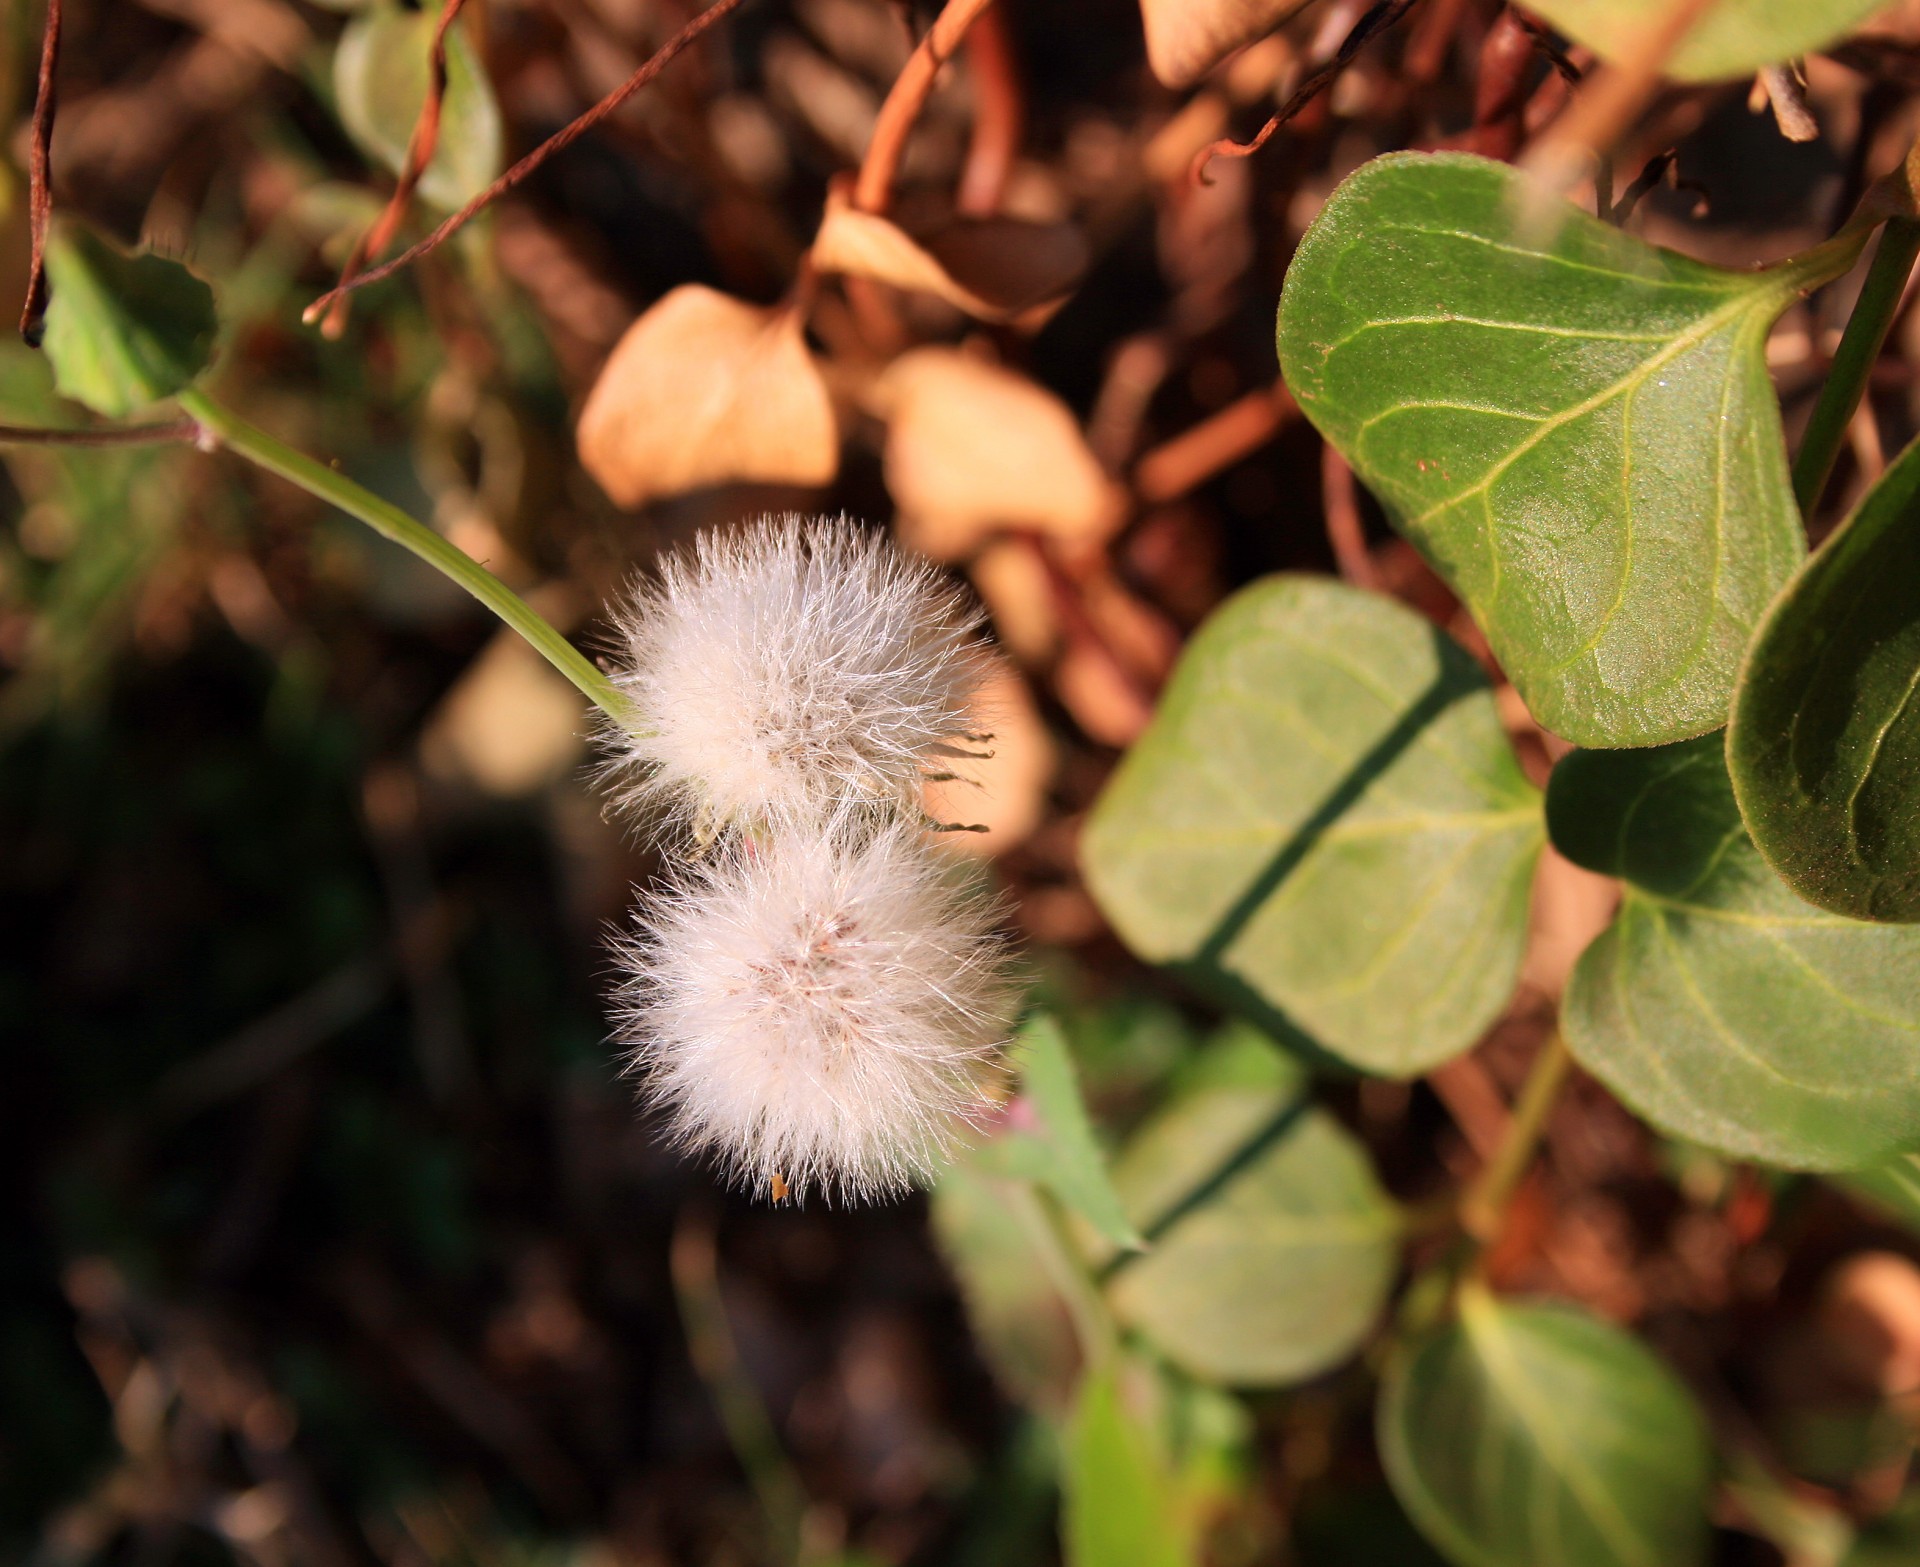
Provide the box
[1458,1032,1573,1244]
[177,387,634,727]
[1793,216,1920,518]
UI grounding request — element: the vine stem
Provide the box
[1792,215,1920,518]
[177,388,633,727]
[852,0,995,214]
[1457,1032,1573,1243]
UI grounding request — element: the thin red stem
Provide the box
[19,0,61,345]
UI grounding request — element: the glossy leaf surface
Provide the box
[1278,153,1828,746]
[1083,573,1541,1076]
[1552,736,1920,1169]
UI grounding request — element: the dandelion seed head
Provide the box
[617,819,1017,1203]
[603,514,993,833]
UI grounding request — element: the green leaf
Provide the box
[1729,429,1920,922]
[40,225,216,417]
[1845,1496,1920,1567]
[1520,0,1884,83]
[1379,1284,1714,1567]
[1550,735,1920,1169]
[334,2,503,212]
[1063,1370,1193,1567]
[1082,573,1541,1077]
[1102,1031,1399,1386]
[1835,1153,1920,1231]
[977,1013,1143,1250]
[1276,152,1849,747]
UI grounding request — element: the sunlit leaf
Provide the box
[1380,1285,1713,1567]
[1836,1153,1920,1231]
[978,1013,1143,1251]
[1551,736,1920,1170]
[1102,1029,1399,1386]
[40,225,216,417]
[1063,1370,1193,1567]
[1520,0,1884,83]
[1276,153,1860,746]
[1082,574,1542,1076]
[1729,429,1920,922]
[334,1,503,211]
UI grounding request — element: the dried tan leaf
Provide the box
[576,285,838,509]
[924,665,1056,856]
[421,629,586,797]
[1140,0,1315,90]
[969,538,1060,664]
[1054,640,1153,746]
[811,184,1088,322]
[877,348,1121,560]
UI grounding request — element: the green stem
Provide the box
[177,387,634,726]
[1011,1182,1119,1370]
[1458,1032,1573,1244]
[1792,216,1920,518]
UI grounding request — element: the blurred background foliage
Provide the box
[11,0,1920,1563]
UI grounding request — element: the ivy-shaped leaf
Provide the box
[1380,1285,1714,1567]
[1551,735,1920,1170]
[1101,1029,1400,1386]
[1729,429,1920,922]
[1082,575,1542,1077]
[40,226,216,417]
[1520,0,1884,83]
[334,2,503,212]
[1277,153,1863,747]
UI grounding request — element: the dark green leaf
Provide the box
[1380,1285,1714,1567]
[40,225,216,417]
[1729,428,1920,922]
[1835,1153,1920,1231]
[1550,736,1920,1169]
[1063,1370,1193,1567]
[1276,153,1847,746]
[1082,574,1541,1076]
[334,3,503,212]
[1102,1031,1399,1386]
[1845,1496,1920,1567]
[978,1013,1143,1250]
[1520,0,1883,82]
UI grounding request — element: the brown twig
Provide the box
[852,0,996,215]
[1190,0,1424,185]
[1320,443,1379,589]
[0,419,200,446]
[1606,147,1676,224]
[955,2,1022,217]
[19,0,62,345]
[1132,382,1299,506]
[320,0,470,339]
[1466,8,1538,161]
[303,0,749,324]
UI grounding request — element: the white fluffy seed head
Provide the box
[616,818,1017,1203]
[601,514,993,835]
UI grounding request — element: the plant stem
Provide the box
[852,0,995,214]
[1793,215,1920,518]
[1011,1182,1118,1370]
[178,388,633,726]
[1458,1032,1573,1244]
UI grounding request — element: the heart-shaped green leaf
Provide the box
[1380,1284,1714,1567]
[1520,0,1884,83]
[1729,429,1920,922]
[334,2,503,212]
[1101,1030,1399,1386]
[40,225,216,417]
[1276,153,1855,747]
[1082,574,1541,1077]
[1551,735,1920,1169]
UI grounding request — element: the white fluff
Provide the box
[603,515,992,834]
[617,819,1016,1202]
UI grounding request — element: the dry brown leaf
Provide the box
[1054,641,1154,747]
[969,538,1060,664]
[924,665,1056,856]
[576,285,839,509]
[1140,0,1315,90]
[877,348,1121,560]
[811,184,1088,322]
[420,629,587,797]
[1819,1252,1920,1397]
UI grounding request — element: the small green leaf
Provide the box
[978,1013,1143,1250]
[1102,1031,1399,1386]
[1063,1370,1192,1567]
[1729,428,1920,922]
[1520,0,1883,82]
[1551,735,1920,1169]
[40,226,216,417]
[1380,1284,1714,1567]
[334,3,503,212]
[1277,153,1847,746]
[1082,573,1541,1076]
